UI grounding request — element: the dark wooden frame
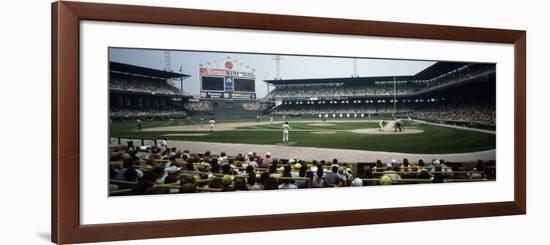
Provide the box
[52,1,526,244]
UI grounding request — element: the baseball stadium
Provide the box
[109,49,496,196]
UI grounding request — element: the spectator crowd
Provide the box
[110,78,191,96]
[109,141,495,196]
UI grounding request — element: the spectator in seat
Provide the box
[337,167,348,186]
[417,159,426,170]
[261,152,273,167]
[312,163,325,188]
[164,172,180,194]
[234,177,249,191]
[324,165,340,186]
[180,183,197,193]
[247,172,262,190]
[131,180,155,195]
[221,175,235,192]
[257,172,270,188]
[268,164,281,178]
[375,159,384,172]
[218,152,227,163]
[352,177,363,187]
[418,169,432,181]
[208,178,222,189]
[295,164,309,187]
[264,177,279,190]
[279,178,298,190]
[210,159,221,173]
[116,157,144,180]
[432,165,445,183]
[221,164,233,175]
[247,156,259,168]
[384,165,402,182]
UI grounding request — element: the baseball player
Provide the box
[208,119,216,132]
[282,121,290,143]
[395,118,404,132]
[379,119,385,131]
[136,119,142,131]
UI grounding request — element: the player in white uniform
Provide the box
[208,119,216,132]
[379,120,385,131]
[159,138,168,152]
[282,121,290,143]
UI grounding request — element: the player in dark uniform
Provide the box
[395,118,404,132]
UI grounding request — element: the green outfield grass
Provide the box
[110,119,496,154]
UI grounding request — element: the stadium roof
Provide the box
[412,62,469,80]
[264,61,471,85]
[110,61,191,79]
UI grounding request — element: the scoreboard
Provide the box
[199,64,256,100]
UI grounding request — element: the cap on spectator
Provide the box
[222,175,234,185]
[352,178,363,186]
[380,175,393,185]
[266,152,272,157]
[288,159,295,164]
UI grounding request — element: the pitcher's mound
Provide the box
[351,128,423,135]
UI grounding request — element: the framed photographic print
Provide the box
[52,1,526,244]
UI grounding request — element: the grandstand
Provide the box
[109,62,192,121]
[265,62,495,129]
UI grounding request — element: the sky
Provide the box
[109,48,436,98]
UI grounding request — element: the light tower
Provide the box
[393,76,397,115]
[163,50,172,72]
[272,55,283,80]
[352,58,359,77]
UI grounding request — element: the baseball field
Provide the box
[110,119,496,155]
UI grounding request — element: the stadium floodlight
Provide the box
[271,55,283,80]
